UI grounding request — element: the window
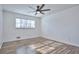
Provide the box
[16,18,35,29]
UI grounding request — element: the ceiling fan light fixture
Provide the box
[37,11,40,14]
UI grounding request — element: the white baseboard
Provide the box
[42,35,79,47]
[3,36,41,43]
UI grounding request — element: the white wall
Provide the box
[0,5,3,48]
[42,6,79,47]
[3,11,41,42]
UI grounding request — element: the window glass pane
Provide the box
[26,20,30,28]
[31,21,35,28]
[16,18,21,28]
[21,19,27,28]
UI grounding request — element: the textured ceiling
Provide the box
[2,4,79,18]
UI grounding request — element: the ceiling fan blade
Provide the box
[40,12,44,14]
[35,12,37,15]
[39,4,45,9]
[41,9,51,11]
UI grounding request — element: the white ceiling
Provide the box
[2,4,79,18]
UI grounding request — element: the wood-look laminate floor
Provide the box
[0,37,79,54]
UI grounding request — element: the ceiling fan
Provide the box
[28,4,51,15]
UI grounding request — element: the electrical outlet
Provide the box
[16,36,21,39]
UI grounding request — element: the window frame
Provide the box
[16,18,36,29]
